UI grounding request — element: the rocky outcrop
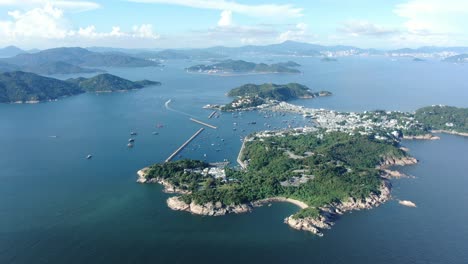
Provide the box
[381,169,410,179]
[380,156,418,168]
[403,134,440,140]
[398,200,417,207]
[136,168,190,194]
[284,180,392,236]
[167,196,251,216]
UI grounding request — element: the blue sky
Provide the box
[0,0,467,49]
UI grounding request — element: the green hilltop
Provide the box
[0,71,160,103]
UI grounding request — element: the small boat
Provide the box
[130,132,137,136]
[152,132,159,135]
[86,154,92,159]
[128,138,135,142]
[127,143,134,148]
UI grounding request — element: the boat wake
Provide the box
[164,99,196,118]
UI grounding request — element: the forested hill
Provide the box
[187,60,301,74]
[0,71,159,103]
[228,83,331,101]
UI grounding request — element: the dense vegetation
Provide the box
[228,83,315,101]
[146,132,407,218]
[0,71,83,102]
[415,105,468,133]
[186,59,301,73]
[0,71,159,103]
[68,74,160,92]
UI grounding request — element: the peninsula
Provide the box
[186,59,301,75]
[0,71,160,103]
[138,100,467,236]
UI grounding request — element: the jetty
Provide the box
[208,111,217,119]
[189,118,217,129]
[165,128,205,162]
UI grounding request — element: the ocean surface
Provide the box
[0,56,467,264]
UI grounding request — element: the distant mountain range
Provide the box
[0,71,160,103]
[0,47,159,75]
[1,41,468,76]
[0,46,27,58]
[83,41,468,60]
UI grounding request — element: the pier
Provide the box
[165,128,205,162]
[189,118,217,129]
[208,111,217,119]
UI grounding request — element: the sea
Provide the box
[0,56,467,264]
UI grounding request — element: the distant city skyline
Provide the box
[0,0,467,49]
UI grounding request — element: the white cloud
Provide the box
[131,24,160,39]
[395,0,468,35]
[128,0,303,17]
[0,0,100,12]
[0,3,159,48]
[339,21,399,37]
[278,23,311,42]
[217,10,232,27]
[0,3,69,39]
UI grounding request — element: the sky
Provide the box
[0,0,467,50]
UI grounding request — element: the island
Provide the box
[206,83,331,111]
[186,59,301,75]
[0,71,160,103]
[137,91,467,236]
[321,57,337,62]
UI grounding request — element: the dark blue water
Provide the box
[0,57,467,264]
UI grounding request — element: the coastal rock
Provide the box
[403,134,440,140]
[398,200,417,207]
[380,156,418,167]
[382,169,409,179]
[284,216,323,237]
[431,130,468,137]
[286,180,392,236]
[167,196,190,211]
[166,196,251,216]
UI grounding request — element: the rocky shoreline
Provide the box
[136,154,414,236]
[285,180,392,236]
[403,134,440,140]
[431,130,468,137]
[136,168,190,194]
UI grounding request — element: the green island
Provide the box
[205,83,331,111]
[186,59,301,74]
[137,84,468,236]
[415,105,468,135]
[0,71,160,103]
[138,130,416,236]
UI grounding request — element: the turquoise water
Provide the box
[0,57,467,263]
